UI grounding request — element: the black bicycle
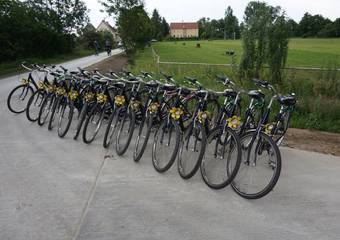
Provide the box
[231,79,296,199]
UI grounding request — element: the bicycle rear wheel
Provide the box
[231,131,281,199]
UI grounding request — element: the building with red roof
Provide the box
[170,22,199,38]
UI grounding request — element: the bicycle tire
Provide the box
[200,126,242,189]
[7,85,33,114]
[133,114,152,162]
[152,119,180,173]
[116,109,136,156]
[177,124,207,179]
[57,101,75,138]
[231,131,282,199]
[26,89,45,122]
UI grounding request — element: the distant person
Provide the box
[105,39,112,56]
[93,40,100,56]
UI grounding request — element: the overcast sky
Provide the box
[86,0,340,27]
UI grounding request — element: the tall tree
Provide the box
[161,17,170,38]
[224,6,240,39]
[299,13,331,37]
[101,0,153,50]
[151,9,162,40]
[117,6,153,50]
[240,1,289,83]
[25,0,89,33]
[267,15,289,83]
[100,0,143,15]
[287,19,299,37]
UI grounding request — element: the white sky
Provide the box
[86,0,340,27]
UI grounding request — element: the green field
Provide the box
[152,38,340,68]
[129,38,340,133]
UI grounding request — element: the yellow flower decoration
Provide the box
[68,91,79,101]
[114,95,126,107]
[37,81,45,90]
[21,79,29,85]
[46,85,55,93]
[130,100,141,111]
[56,87,66,96]
[170,107,184,120]
[148,102,160,114]
[97,93,108,104]
[264,123,276,135]
[84,92,95,103]
[197,111,210,123]
[227,116,241,130]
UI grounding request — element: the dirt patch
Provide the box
[86,53,129,73]
[283,128,340,156]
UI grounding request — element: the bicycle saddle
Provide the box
[248,90,265,100]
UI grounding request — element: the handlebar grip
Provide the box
[253,78,269,87]
[184,77,197,84]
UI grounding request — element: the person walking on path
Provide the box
[93,40,100,56]
[105,39,112,56]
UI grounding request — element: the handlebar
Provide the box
[252,79,277,95]
[216,75,235,86]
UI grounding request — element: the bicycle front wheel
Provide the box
[57,100,75,138]
[26,89,45,122]
[82,105,105,144]
[177,124,206,179]
[231,131,281,199]
[116,108,136,156]
[200,126,241,189]
[7,85,33,114]
[152,118,180,173]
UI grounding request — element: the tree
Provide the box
[287,19,299,37]
[117,6,153,50]
[1,0,87,62]
[151,9,162,40]
[299,13,331,37]
[161,17,170,38]
[100,0,143,15]
[101,0,153,50]
[25,0,89,33]
[224,6,240,39]
[239,1,289,83]
[267,15,289,83]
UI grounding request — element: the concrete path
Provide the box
[1,52,340,240]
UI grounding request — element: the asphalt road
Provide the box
[1,52,340,240]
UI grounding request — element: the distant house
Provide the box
[97,20,120,42]
[170,22,199,38]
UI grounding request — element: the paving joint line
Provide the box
[71,152,114,240]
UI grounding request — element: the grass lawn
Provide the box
[152,38,340,68]
[129,38,340,133]
[0,47,93,77]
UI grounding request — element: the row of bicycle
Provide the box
[7,62,297,199]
